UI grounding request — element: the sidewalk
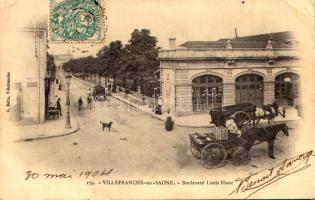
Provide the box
[10,75,79,142]
[74,76,302,128]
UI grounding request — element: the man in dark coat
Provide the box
[78,97,83,111]
[87,95,92,110]
[56,98,62,116]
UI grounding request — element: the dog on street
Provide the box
[100,121,113,132]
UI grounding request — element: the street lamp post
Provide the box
[153,88,157,112]
[65,73,72,129]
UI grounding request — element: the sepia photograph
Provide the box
[0,0,314,199]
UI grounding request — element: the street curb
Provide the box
[16,106,81,142]
[73,77,303,128]
[15,75,81,142]
[16,125,80,142]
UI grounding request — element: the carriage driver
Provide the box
[225,116,242,138]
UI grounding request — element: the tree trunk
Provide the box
[113,76,117,92]
[140,76,145,95]
[122,76,127,88]
[133,79,137,91]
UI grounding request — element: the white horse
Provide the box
[255,106,276,117]
[254,104,283,125]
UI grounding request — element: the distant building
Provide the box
[9,22,48,123]
[159,31,300,116]
[53,53,73,69]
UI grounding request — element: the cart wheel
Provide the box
[234,111,251,129]
[190,142,201,159]
[201,143,227,169]
[233,146,250,166]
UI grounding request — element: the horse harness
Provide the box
[242,124,282,146]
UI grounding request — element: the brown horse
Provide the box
[241,123,289,159]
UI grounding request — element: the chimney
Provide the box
[169,37,176,49]
[234,28,238,39]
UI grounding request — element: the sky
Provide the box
[1,0,313,58]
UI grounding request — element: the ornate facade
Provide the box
[159,32,300,116]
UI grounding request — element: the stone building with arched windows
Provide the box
[158,31,301,116]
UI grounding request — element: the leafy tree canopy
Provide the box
[63,28,160,89]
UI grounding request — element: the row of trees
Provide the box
[63,29,160,92]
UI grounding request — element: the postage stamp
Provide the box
[49,0,106,42]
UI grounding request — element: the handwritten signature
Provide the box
[25,169,114,180]
[230,150,314,198]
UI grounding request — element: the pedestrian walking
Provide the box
[78,97,83,111]
[56,98,62,116]
[87,95,92,110]
[88,88,93,96]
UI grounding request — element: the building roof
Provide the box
[179,31,296,49]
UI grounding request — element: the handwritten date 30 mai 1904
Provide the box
[25,169,114,180]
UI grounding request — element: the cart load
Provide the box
[190,127,228,145]
[206,126,229,141]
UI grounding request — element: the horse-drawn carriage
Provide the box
[210,102,285,128]
[93,85,106,101]
[210,103,254,129]
[189,102,289,169]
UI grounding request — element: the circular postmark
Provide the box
[50,0,102,41]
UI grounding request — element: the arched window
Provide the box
[192,75,223,112]
[235,73,264,105]
[275,72,300,106]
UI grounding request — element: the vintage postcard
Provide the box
[0,0,314,199]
